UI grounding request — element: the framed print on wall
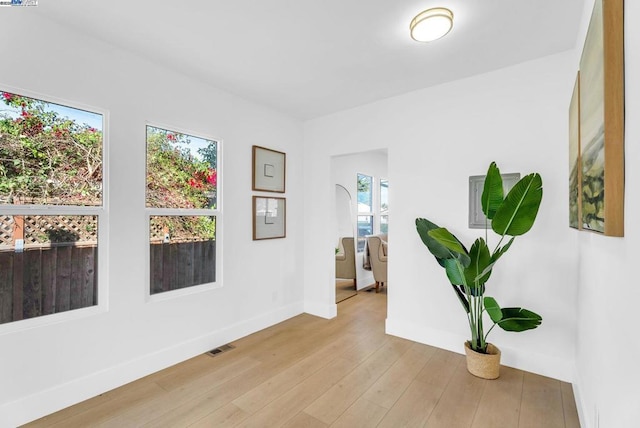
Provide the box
[253,196,286,240]
[577,0,624,236]
[252,145,286,193]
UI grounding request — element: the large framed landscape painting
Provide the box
[575,0,624,236]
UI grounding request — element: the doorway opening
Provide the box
[330,149,388,308]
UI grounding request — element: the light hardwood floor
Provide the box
[25,290,580,427]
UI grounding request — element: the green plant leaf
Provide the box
[473,236,516,280]
[481,162,504,220]
[444,258,466,286]
[451,285,470,313]
[415,218,451,262]
[484,296,503,323]
[491,237,515,263]
[492,173,543,236]
[496,307,542,332]
[427,227,470,267]
[464,238,492,288]
[427,227,465,254]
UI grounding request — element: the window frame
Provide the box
[356,173,374,252]
[379,178,389,234]
[144,122,223,302]
[0,86,109,332]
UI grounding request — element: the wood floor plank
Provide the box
[22,378,154,428]
[377,379,444,428]
[154,355,261,392]
[141,353,309,427]
[236,357,358,428]
[99,356,262,427]
[471,366,524,428]
[141,324,357,426]
[232,331,360,414]
[327,398,388,428]
[362,342,436,409]
[44,381,168,428]
[424,359,487,427]
[519,372,565,428]
[188,403,249,428]
[281,412,328,428]
[416,347,465,390]
[304,336,412,425]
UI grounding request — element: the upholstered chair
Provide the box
[335,237,356,288]
[367,234,388,292]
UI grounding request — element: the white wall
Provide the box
[0,13,304,426]
[304,51,579,382]
[572,1,640,427]
[331,151,388,290]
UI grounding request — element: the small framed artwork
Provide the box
[253,196,286,240]
[468,173,520,229]
[252,145,286,193]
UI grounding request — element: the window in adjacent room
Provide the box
[0,90,104,325]
[356,173,373,252]
[146,125,220,295]
[380,178,389,234]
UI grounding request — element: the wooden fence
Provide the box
[0,240,216,324]
[0,245,97,324]
[150,240,216,294]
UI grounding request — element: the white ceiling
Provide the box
[31,0,585,119]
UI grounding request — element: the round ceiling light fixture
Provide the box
[410,7,454,42]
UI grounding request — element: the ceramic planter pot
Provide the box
[464,341,501,379]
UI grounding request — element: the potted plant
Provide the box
[415,162,543,379]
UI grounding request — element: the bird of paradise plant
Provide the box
[415,162,543,354]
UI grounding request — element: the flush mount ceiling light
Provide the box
[410,7,454,42]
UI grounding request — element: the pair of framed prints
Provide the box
[252,146,286,240]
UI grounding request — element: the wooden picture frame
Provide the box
[577,0,624,236]
[252,196,286,240]
[252,145,286,193]
[569,72,581,229]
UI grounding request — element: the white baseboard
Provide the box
[385,317,575,383]
[304,299,337,319]
[1,301,304,427]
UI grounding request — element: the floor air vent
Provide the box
[206,343,235,357]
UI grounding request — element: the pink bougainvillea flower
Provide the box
[167,133,176,141]
[2,92,13,101]
[88,127,97,133]
[206,170,217,186]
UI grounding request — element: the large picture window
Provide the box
[0,90,104,325]
[146,125,220,295]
